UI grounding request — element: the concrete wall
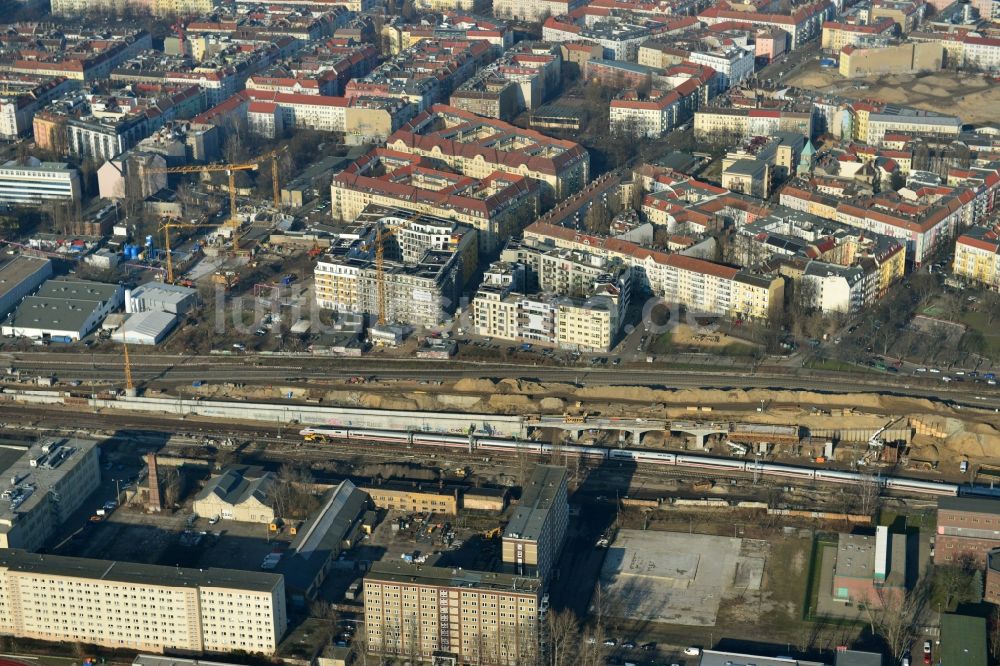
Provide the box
[2,391,526,437]
[839,42,943,77]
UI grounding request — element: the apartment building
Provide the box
[870,0,926,32]
[821,19,896,51]
[638,42,692,69]
[364,562,544,665]
[610,89,682,138]
[0,77,75,140]
[865,106,961,146]
[387,105,589,203]
[779,170,1000,266]
[698,0,834,48]
[740,203,905,312]
[0,438,100,552]
[688,46,754,88]
[909,31,1000,71]
[381,16,512,57]
[450,43,561,121]
[51,0,215,16]
[0,160,81,205]
[756,28,790,62]
[953,225,1000,291]
[659,254,785,320]
[472,236,634,350]
[472,263,630,351]
[935,497,1000,567]
[694,107,814,142]
[493,0,584,21]
[330,149,540,253]
[503,465,569,580]
[0,550,287,654]
[723,158,770,198]
[542,17,663,61]
[314,209,478,327]
[0,30,152,82]
[345,39,494,111]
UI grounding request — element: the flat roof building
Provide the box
[134,656,247,666]
[362,480,459,515]
[832,527,906,608]
[112,310,178,345]
[936,496,1000,566]
[0,254,52,319]
[834,649,883,666]
[126,281,199,315]
[503,464,568,580]
[364,560,544,665]
[0,437,101,552]
[0,549,287,654]
[700,652,825,666]
[940,613,988,666]
[0,159,81,205]
[2,278,123,341]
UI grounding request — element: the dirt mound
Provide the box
[359,394,420,411]
[453,378,497,393]
[539,397,565,412]
[488,394,535,413]
[436,394,485,409]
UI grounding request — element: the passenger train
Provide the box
[298,426,973,497]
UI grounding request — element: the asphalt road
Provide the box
[3,350,1000,410]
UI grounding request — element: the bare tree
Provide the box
[584,201,612,235]
[162,467,183,507]
[863,582,926,662]
[546,608,580,666]
[856,471,883,518]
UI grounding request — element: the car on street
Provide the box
[684,647,702,656]
[622,641,635,649]
[603,638,617,647]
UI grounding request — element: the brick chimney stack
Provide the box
[147,452,162,512]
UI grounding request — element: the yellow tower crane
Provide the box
[122,341,135,396]
[158,220,226,284]
[374,223,397,327]
[146,148,289,259]
[374,212,423,326]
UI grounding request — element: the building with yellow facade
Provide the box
[361,481,459,515]
[364,562,543,665]
[386,105,589,204]
[953,226,1000,291]
[821,18,896,52]
[0,549,287,654]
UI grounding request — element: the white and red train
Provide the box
[299,426,973,497]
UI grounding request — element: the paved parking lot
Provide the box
[599,530,762,627]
